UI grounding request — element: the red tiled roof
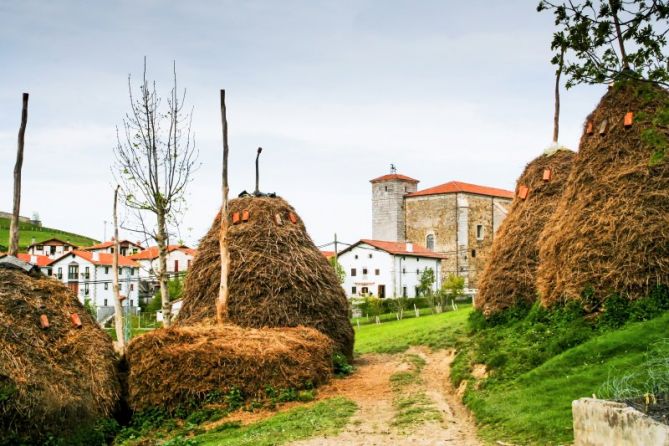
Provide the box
[321,250,335,259]
[406,181,514,199]
[129,245,194,260]
[15,253,52,267]
[47,250,139,267]
[83,240,144,251]
[370,173,419,184]
[358,239,448,259]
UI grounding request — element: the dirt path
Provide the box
[289,347,481,446]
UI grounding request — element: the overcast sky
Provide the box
[0,0,607,249]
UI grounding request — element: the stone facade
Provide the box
[372,174,513,289]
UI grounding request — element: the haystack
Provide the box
[475,149,575,315]
[537,81,669,310]
[126,324,334,413]
[0,269,120,443]
[177,195,354,360]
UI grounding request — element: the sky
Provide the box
[0,0,608,249]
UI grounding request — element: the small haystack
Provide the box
[537,81,669,309]
[177,195,354,360]
[126,324,334,413]
[0,269,120,442]
[476,149,575,315]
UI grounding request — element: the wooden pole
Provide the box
[217,89,231,324]
[112,185,125,351]
[9,93,29,257]
[553,45,565,144]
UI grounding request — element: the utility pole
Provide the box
[333,233,338,264]
[9,93,29,257]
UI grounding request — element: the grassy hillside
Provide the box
[0,217,98,251]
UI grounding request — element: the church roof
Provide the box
[370,173,419,184]
[406,181,513,199]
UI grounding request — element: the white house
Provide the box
[129,245,196,304]
[336,239,447,299]
[26,238,77,258]
[47,250,140,322]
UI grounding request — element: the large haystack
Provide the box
[476,149,575,315]
[537,81,669,309]
[0,269,120,443]
[126,324,334,413]
[177,196,354,360]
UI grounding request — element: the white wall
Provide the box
[338,243,441,298]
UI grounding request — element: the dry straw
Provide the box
[0,269,120,441]
[177,195,354,360]
[537,81,669,310]
[126,324,334,413]
[476,149,575,315]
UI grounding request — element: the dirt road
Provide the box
[289,347,481,446]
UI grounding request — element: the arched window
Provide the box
[426,234,435,251]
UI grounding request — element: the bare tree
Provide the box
[217,90,230,323]
[113,59,198,327]
[112,185,126,350]
[9,93,29,256]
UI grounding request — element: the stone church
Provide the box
[370,170,513,289]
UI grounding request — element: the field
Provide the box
[0,217,98,251]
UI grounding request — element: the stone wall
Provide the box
[573,398,669,446]
[405,193,511,288]
[372,180,417,242]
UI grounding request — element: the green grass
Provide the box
[0,216,98,251]
[354,305,471,354]
[463,311,669,445]
[192,397,356,446]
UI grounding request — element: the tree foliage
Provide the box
[329,256,345,284]
[417,268,436,297]
[538,0,669,87]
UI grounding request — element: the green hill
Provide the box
[0,217,99,252]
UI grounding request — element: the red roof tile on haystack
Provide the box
[407,181,513,199]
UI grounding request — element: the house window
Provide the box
[426,234,435,251]
[402,268,406,274]
[105,266,109,274]
[187,259,191,268]
[130,299,134,307]
[351,286,357,295]
[476,225,484,240]
[384,186,388,192]
[84,266,90,279]
[130,268,135,276]
[57,267,63,279]
[375,269,380,275]
[416,269,420,274]
[368,253,373,259]
[130,284,134,291]
[362,268,368,275]
[84,283,89,295]
[174,260,179,272]
[354,254,358,259]
[104,299,108,306]
[351,268,357,277]
[471,249,477,258]
[104,283,108,290]
[403,286,407,297]
[36,244,43,251]
[68,265,78,280]
[361,287,369,295]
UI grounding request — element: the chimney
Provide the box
[30,255,37,264]
[92,252,100,262]
[31,237,36,244]
[406,242,413,253]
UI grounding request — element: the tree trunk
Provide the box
[9,93,28,257]
[553,46,565,144]
[112,185,125,351]
[610,1,630,70]
[217,89,231,324]
[157,212,171,327]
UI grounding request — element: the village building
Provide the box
[371,170,514,289]
[47,250,140,322]
[129,245,196,303]
[82,239,144,257]
[26,238,77,258]
[337,239,447,298]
